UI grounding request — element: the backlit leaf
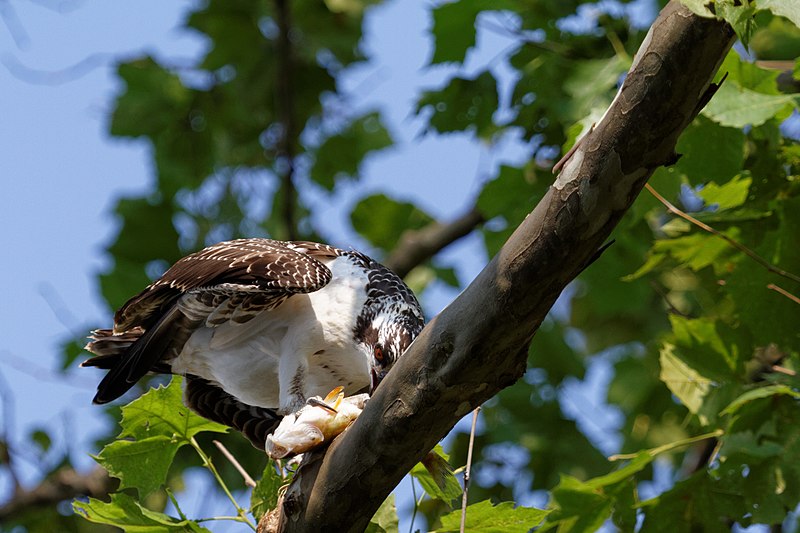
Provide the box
[703,82,796,127]
[73,492,210,532]
[251,462,283,521]
[432,500,548,533]
[659,343,712,419]
[366,494,399,533]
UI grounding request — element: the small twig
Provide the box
[645,183,800,285]
[649,280,690,317]
[408,478,418,533]
[213,440,257,488]
[767,283,800,305]
[771,365,797,377]
[460,407,480,533]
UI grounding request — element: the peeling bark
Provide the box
[273,2,735,531]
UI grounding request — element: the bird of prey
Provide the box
[82,239,424,447]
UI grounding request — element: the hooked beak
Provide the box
[370,366,388,394]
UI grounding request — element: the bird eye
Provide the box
[374,345,384,362]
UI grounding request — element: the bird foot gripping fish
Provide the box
[266,386,368,459]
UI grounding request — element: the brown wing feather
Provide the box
[114,239,338,332]
[89,239,340,405]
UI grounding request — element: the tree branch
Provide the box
[0,467,116,522]
[383,207,485,278]
[274,0,298,241]
[274,2,735,531]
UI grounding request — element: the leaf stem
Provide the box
[408,478,418,533]
[196,516,253,523]
[165,488,188,522]
[645,183,800,285]
[609,429,724,461]
[189,437,256,530]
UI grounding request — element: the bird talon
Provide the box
[306,397,338,414]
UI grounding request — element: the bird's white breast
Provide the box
[170,255,371,409]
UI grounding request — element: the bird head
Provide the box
[357,302,424,394]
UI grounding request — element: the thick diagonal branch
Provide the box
[275,2,735,531]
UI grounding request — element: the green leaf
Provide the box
[627,229,738,280]
[111,58,191,139]
[251,463,284,521]
[669,315,738,377]
[100,195,182,309]
[717,49,782,93]
[750,15,800,61]
[60,334,87,370]
[410,446,462,505]
[697,174,751,210]
[680,0,715,18]
[95,378,227,497]
[477,164,548,256]
[584,452,654,489]
[118,377,228,442]
[721,384,800,416]
[726,196,800,348]
[541,476,614,533]
[702,81,796,127]
[639,471,745,532]
[659,343,713,420]
[429,0,514,64]
[715,1,757,46]
[95,436,181,498]
[30,428,52,453]
[73,492,211,532]
[310,112,394,190]
[675,116,745,186]
[758,0,800,28]
[350,193,434,252]
[563,56,629,118]
[365,494,399,533]
[432,500,548,533]
[416,71,499,137]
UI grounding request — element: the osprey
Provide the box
[82,239,424,447]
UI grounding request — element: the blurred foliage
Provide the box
[4,0,800,531]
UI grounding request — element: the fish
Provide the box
[266,387,369,459]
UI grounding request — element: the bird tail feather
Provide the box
[82,328,144,369]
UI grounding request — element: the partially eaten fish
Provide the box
[266,387,369,459]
